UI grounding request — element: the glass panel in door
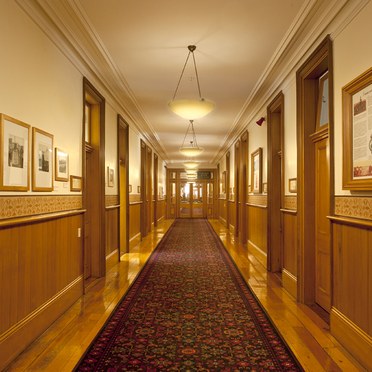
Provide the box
[192,182,204,218]
[180,182,191,217]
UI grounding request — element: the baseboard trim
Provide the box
[229,224,235,235]
[247,240,267,268]
[282,269,297,299]
[106,249,119,270]
[0,275,83,370]
[219,216,227,226]
[330,307,372,371]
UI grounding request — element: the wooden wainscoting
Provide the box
[247,202,267,268]
[219,198,227,226]
[129,198,141,250]
[156,198,166,224]
[105,205,119,269]
[0,211,84,370]
[228,200,236,234]
[281,208,298,298]
[330,216,372,370]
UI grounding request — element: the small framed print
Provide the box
[128,184,132,193]
[70,175,82,191]
[251,147,262,194]
[32,127,53,191]
[55,148,69,182]
[289,178,297,193]
[0,114,30,191]
[263,182,267,194]
[107,166,114,187]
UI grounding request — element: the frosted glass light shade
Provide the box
[183,161,199,169]
[179,146,204,157]
[168,98,215,120]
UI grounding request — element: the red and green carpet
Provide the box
[75,219,302,371]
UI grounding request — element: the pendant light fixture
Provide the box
[179,120,204,157]
[183,160,199,169]
[169,45,215,120]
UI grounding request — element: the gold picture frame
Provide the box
[251,147,262,194]
[55,148,69,182]
[288,178,297,193]
[342,67,372,190]
[32,127,53,191]
[0,114,30,191]
[70,175,82,191]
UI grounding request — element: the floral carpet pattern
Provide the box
[75,219,302,371]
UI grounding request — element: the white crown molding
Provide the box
[213,0,370,164]
[15,0,168,162]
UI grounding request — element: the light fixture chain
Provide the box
[181,120,192,147]
[172,50,192,101]
[190,120,199,147]
[191,51,202,100]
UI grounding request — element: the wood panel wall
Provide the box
[247,205,267,268]
[105,207,119,257]
[129,202,141,249]
[0,212,84,370]
[330,218,372,370]
[156,199,166,223]
[219,198,227,225]
[282,210,298,298]
[228,200,236,233]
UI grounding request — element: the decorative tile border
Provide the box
[129,194,141,203]
[247,194,267,207]
[0,195,83,220]
[283,196,297,211]
[335,196,372,220]
[105,195,119,207]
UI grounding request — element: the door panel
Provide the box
[315,136,331,311]
[192,182,203,218]
[180,182,191,217]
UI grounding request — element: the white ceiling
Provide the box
[78,0,307,167]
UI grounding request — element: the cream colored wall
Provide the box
[283,75,297,195]
[333,0,372,196]
[0,0,82,195]
[128,128,141,194]
[105,104,118,195]
[219,155,226,196]
[248,117,267,191]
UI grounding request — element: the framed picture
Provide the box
[55,148,69,182]
[128,184,132,193]
[221,171,226,194]
[316,72,329,128]
[288,178,297,193]
[263,182,267,194]
[0,114,30,191]
[32,127,53,191]
[251,147,262,194]
[107,166,114,187]
[70,175,82,191]
[342,67,372,190]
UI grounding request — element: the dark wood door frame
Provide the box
[234,140,240,238]
[239,131,248,245]
[267,91,284,272]
[82,77,106,280]
[153,153,158,227]
[226,152,230,229]
[296,35,333,304]
[117,114,129,256]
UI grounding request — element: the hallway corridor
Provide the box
[5,219,363,371]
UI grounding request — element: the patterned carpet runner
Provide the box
[75,219,302,371]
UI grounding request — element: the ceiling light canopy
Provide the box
[168,45,215,120]
[179,120,203,157]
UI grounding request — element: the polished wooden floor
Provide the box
[5,219,365,371]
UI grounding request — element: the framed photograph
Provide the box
[342,67,372,190]
[251,147,262,194]
[289,178,297,193]
[137,185,141,193]
[32,127,53,191]
[263,182,267,194]
[0,114,30,191]
[70,175,82,191]
[128,184,132,193]
[316,72,329,128]
[107,166,114,187]
[55,148,69,182]
[221,171,226,194]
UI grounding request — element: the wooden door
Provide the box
[192,182,204,218]
[313,132,331,311]
[118,116,129,257]
[179,181,191,217]
[84,146,93,279]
